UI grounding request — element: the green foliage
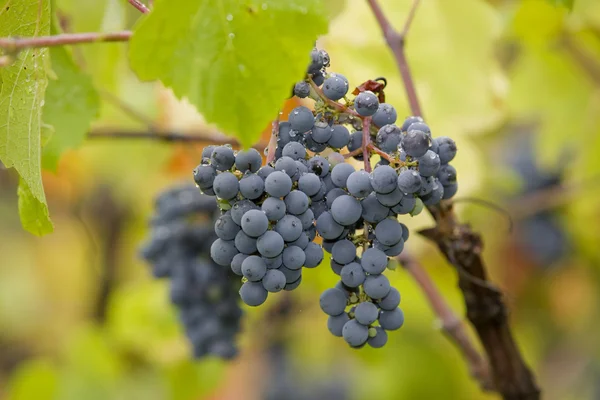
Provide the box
[42,18,100,171]
[549,0,575,10]
[6,359,58,400]
[129,0,328,148]
[0,0,51,232]
[17,177,53,236]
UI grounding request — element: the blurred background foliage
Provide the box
[1,0,600,399]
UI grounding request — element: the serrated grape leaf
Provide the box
[0,0,52,234]
[129,0,328,148]
[42,17,100,171]
[17,177,53,236]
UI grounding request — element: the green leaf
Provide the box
[0,0,52,232]
[129,0,328,148]
[18,177,53,236]
[6,359,58,400]
[42,18,100,171]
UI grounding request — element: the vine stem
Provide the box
[398,252,493,390]
[367,0,541,398]
[127,0,150,14]
[0,31,132,51]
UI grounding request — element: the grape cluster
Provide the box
[194,146,325,307]
[140,185,242,359]
[192,47,459,350]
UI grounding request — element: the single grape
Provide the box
[355,301,379,325]
[375,124,402,153]
[327,151,345,167]
[400,223,409,242]
[367,326,388,348]
[374,238,404,257]
[363,274,391,299]
[379,308,405,330]
[262,269,286,292]
[284,190,310,215]
[239,173,264,200]
[282,245,306,270]
[288,106,315,133]
[328,124,351,149]
[407,121,431,138]
[374,218,403,246]
[230,253,248,276]
[235,148,262,173]
[230,199,259,225]
[201,145,216,160]
[346,170,372,198]
[214,213,240,241]
[342,319,369,347]
[275,156,298,178]
[293,81,310,98]
[331,163,356,188]
[274,214,303,242]
[277,122,293,147]
[331,195,362,226]
[402,129,430,158]
[417,150,441,177]
[322,73,349,100]
[261,197,286,221]
[265,171,293,197]
[340,262,366,287]
[316,212,344,240]
[437,164,457,186]
[257,165,274,180]
[379,287,401,311]
[298,173,321,196]
[354,91,379,117]
[361,247,388,274]
[372,103,397,127]
[330,259,344,275]
[282,141,307,160]
[256,231,285,258]
[305,132,328,153]
[331,239,357,265]
[320,288,348,316]
[210,239,238,266]
[397,170,422,194]
[280,266,302,283]
[234,230,258,254]
[193,165,217,189]
[213,172,239,200]
[442,183,458,199]
[289,231,309,249]
[421,179,444,206]
[210,146,235,171]
[326,188,346,209]
[308,156,330,177]
[263,254,283,269]
[303,242,324,268]
[400,116,424,132]
[328,313,350,337]
[240,209,269,238]
[239,281,268,306]
[376,187,404,207]
[346,131,363,160]
[311,122,334,144]
[241,255,267,282]
[310,182,327,201]
[434,136,457,164]
[312,71,325,86]
[361,193,390,223]
[297,208,315,230]
[370,165,398,194]
[284,276,302,291]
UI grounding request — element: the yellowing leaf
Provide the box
[18,177,53,236]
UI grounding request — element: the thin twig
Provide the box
[127,0,150,14]
[266,114,280,163]
[560,34,600,86]
[366,0,422,117]
[308,77,361,117]
[0,31,132,51]
[398,252,493,391]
